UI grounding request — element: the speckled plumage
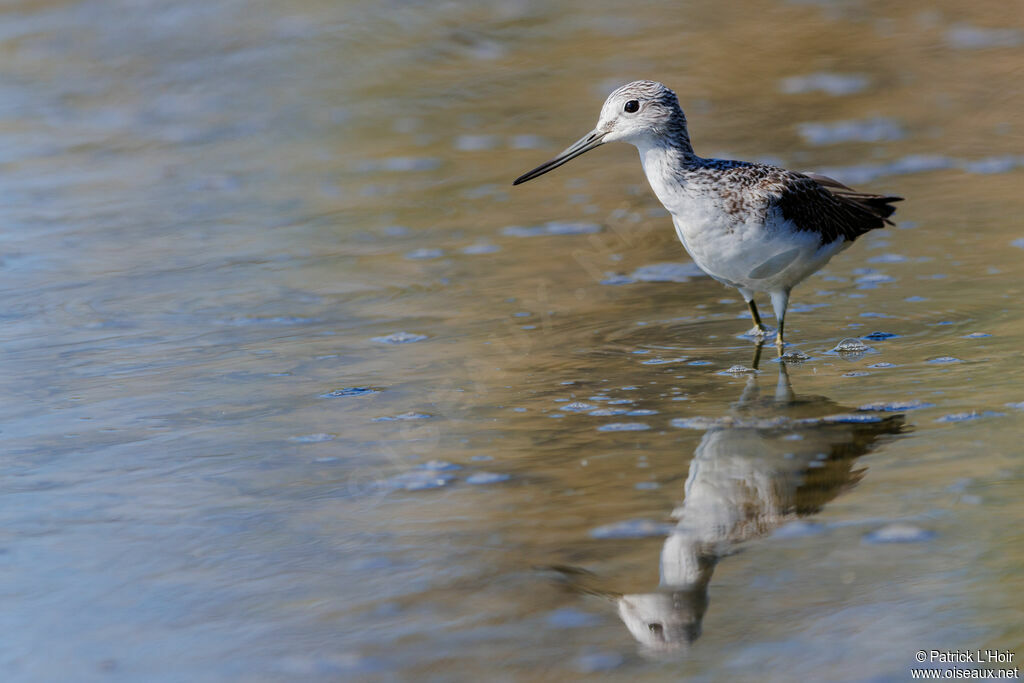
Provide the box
[514,80,903,352]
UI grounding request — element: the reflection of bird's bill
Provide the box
[512,130,606,185]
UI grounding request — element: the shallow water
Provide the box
[1,0,1022,680]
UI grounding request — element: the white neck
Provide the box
[636,140,697,214]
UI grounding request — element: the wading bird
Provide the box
[514,80,902,353]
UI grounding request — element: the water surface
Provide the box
[1,0,1022,680]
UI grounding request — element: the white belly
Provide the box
[637,146,848,295]
[669,207,846,294]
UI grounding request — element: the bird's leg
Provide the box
[770,289,790,355]
[744,297,767,338]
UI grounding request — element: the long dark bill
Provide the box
[512,130,606,185]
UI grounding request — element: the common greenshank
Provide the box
[513,80,902,353]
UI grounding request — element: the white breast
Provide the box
[638,146,846,294]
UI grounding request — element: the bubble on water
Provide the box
[641,357,689,365]
[289,433,337,443]
[627,409,659,416]
[588,408,629,416]
[461,242,500,255]
[867,362,898,369]
[574,651,624,673]
[597,422,650,432]
[589,519,675,539]
[454,134,499,151]
[822,413,884,424]
[502,221,602,237]
[843,371,870,377]
[789,303,829,313]
[357,157,441,172]
[561,401,596,412]
[378,471,457,492]
[417,460,462,471]
[218,315,325,327]
[546,607,602,628]
[720,364,758,375]
[600,273,633,286]
[798,117,905,145]
[858,400,934,412]
[946,23,1023,49]
[813,154,954,184]
[321,387,381,398]
[461,184,505,200]
[404,248,444,260]
[963,332,991,339]
[863,523,936,544]
[832,338,869,353]
[935,411,1006,423]
[466,472,511,485]
[926,356,962,364]
[779,350,812,362]
[779,72,870,96]
[607,399,634,405]
[856,273,896,289]
[868,254,908,263]
[964,156,1018,174]
[372,412,432,422]
[670,417,721,430]
[773,521,826,538]
[509,134,547,149]
[372,332,428,344]
[629,262,706,282]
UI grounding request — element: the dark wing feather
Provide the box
[773,172,903,243]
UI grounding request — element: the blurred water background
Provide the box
[1,0,1022,680]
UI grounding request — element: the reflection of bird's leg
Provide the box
[750,341,764,370]
[774,361,795,404]
[737,370,761,405]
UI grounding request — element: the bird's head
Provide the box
[513,80,688,185]
[596,80,687,145]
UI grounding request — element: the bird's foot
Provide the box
[743,325,772,340]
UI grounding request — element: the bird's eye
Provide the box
[624,100,640,113]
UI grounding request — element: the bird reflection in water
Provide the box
[558,362,905,654]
